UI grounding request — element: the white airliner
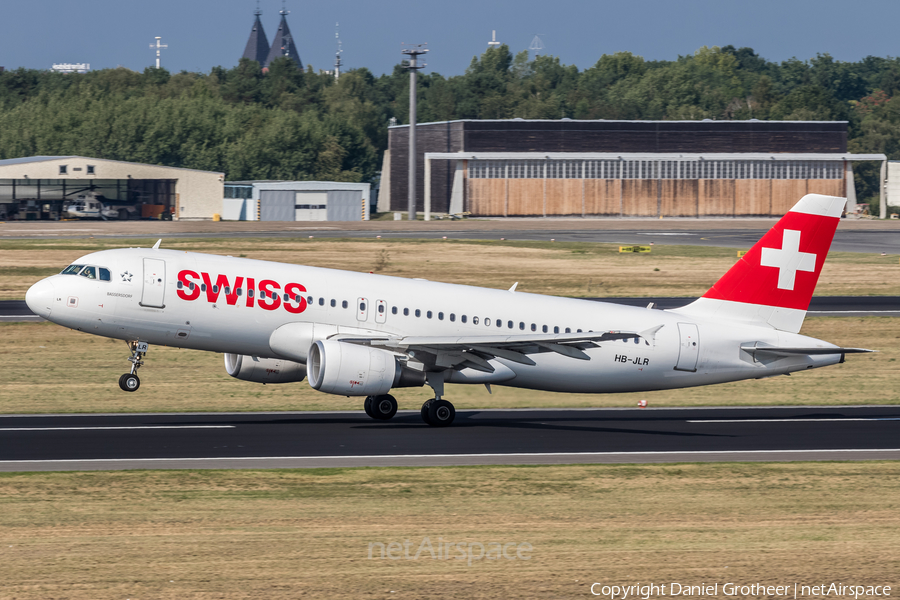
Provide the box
[25,193,871,426]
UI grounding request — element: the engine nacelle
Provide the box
[308,339,424,396]
[224,354,307,384]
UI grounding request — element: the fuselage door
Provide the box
[674,322,699,372]
[375,299,387,324]
[357,297,368,322]
[140,258,166,309]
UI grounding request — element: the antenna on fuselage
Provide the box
[152,239,162,250]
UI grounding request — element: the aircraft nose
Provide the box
[25,278,55,319]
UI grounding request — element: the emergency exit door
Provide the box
[674,322,699,372]
[140,258,166,308]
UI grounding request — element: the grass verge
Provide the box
[2,237,899,299]
[0,462,897,598]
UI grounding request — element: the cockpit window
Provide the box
[99,268,111,281]
[79,266,97,280]
[61,264,84,275]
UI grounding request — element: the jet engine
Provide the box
[307,339,424,396]
[224,354,307,384]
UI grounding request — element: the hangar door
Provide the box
[259,190,295,221]
[295,191,328,221]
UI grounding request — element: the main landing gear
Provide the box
[420,372,456,427]
[364,394,398,420]
[118,341,148,392]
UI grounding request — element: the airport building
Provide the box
[224,181,371,221]
[0,156,224,221]
[381,119,888,218]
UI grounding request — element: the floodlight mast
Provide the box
[401,43,428,221]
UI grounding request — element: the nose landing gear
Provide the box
[119,341,148,392]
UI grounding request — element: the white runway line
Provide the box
[4,448,900,464]
[688,418,900,423]
[0,426,236,431]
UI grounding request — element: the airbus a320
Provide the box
[25,193,871,426]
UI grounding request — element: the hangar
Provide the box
[223,181,371,221]
[0,156,224,221]
[381,119,887,218]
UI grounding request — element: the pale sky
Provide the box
[1,0,899,76]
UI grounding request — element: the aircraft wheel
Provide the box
[363,396,375,419]
[370,394,397,420]
[420,399,434,425]
[427,399,455,427]
[119,373,140,392]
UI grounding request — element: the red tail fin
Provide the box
[677,194,845,333]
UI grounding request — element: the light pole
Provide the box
[401,44,428,221]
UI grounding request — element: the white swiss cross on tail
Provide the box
[760,229,817,291]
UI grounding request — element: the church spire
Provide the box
[265,2,303,69]
[241,1,269,66]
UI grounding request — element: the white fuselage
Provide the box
[27,248,841,396]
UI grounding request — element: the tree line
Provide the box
[1,45,899,203]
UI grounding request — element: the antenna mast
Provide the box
[488,30,500,47]
[149,36,168,69]
[334,22,342,80]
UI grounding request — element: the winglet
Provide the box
[152,239,162,250]
[508,282,518,293]
[639,324,664,346]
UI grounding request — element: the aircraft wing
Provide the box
[334,327,662,372]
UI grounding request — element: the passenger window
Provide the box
[379,304,385,313]
[554,326,559,334]
[248,289,254,298]
[343,301,349,309]
[331,299,336,307]
[531,323,537,332]
[319,298,325,306]
[426,310,432,319]
[519,322,525,330]
[307,296,313,304]
[225,287,231,295]
[403,308,409,316]
[391,306,398,314]
[565,327,571,333]
[201,284,207,292]
[415,309,421,317]
[212,285,219,293]
[461,315,467,323]
[473,316,479,325]
[79,266,97,279]
[61,264,84,275]
[438,312,444,320]
[237,288,243,296]
[497,320,502,328]
[577,329,583,333]
[360,302,366,311]
[450,313,456,322]
[634,338,640,344]
[485,318,491,326]
[294,295,301,303]
[283,293,289,302]
[189,283,196,291]
[542,325,548,333]
[508,321,513,329]
[177,281,183,289]
[99,268,111,281]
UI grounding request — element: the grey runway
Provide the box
[0,406,898,471]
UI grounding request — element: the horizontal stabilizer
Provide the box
[740,344,874,357]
